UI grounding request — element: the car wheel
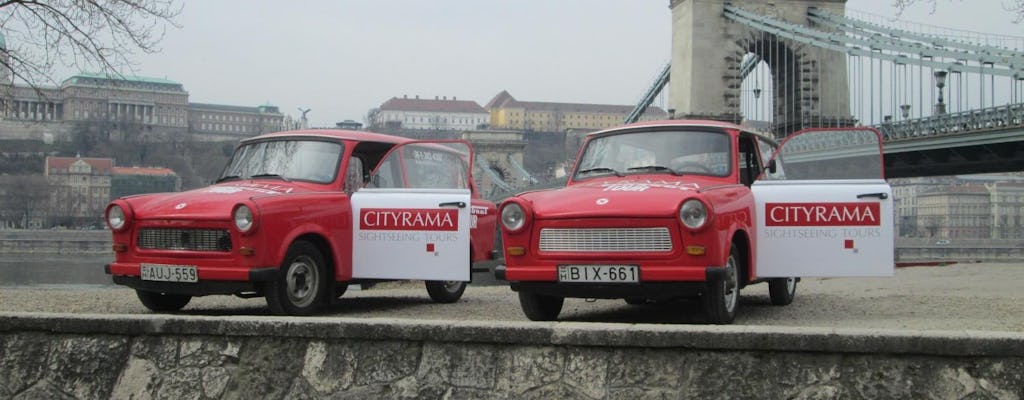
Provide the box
[702,243,741,324]
[768,277,797,306]
[518,291,564,321]
[136,290,191,312]
[425,280,467,303]
[266,240,328,316]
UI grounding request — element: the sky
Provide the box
[118,0,1024,127]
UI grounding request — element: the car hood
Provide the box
[517,177,706,219]
[124,181,314,221]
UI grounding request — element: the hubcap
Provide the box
[286,255,318,307]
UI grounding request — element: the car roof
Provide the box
[241,129,414,145]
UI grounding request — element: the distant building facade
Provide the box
[44,157,181,226]
[111,166,181,199]
[892,174,1024,240]
[375,95,488,131]
[0,74,284,140]
[485,91,668,132]
[44,156,113,225]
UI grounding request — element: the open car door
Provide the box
[752,128,894,277]
[350,141,472,281]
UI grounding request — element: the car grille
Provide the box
[539,227,673,252]
[137,228,232,252]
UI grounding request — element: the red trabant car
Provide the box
[104,129,497,315]
[496,120,894,324]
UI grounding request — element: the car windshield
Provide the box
[219,140,342,184]
[574,130,731,180]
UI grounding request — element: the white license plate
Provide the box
[140,263,198,283]
[558,265,639,283]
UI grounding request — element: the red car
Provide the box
[105,129,497,315]
[496,120,893,324]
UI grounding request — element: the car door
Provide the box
[752,127,894,277]
[350,141,472,281]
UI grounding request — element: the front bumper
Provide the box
[495,264,726,299]
[105,264,278,296]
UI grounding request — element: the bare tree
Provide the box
[364,107,381,129]
[892,0,1024,23]
[0,174,51,228]
[0,0,182,89]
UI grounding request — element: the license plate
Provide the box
[558,265,639,283]
[140,263,198,283]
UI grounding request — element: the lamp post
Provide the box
[900,104,911,119]
[934,71,947,115]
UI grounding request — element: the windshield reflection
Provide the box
[575,130,731,180]
[220,140,342,184]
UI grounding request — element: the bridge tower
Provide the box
[669,0,853,136]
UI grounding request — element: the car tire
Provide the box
[334,282,349,298]
[702,243,741,324]
[425,280,467,303]
[265,240,328,316]
[518,291,564,321]
[624,297,648,305]
[768,277,797,306]
[136,290,191,312]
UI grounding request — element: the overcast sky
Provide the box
[125,1,1022,127]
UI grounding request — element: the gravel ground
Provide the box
[1,262,1022,332]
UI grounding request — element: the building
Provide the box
[44,156,183,226]
[897,174,1024,240]
[375,95,488,131]
[188,102,284,137]
[0,69,284,141]
[485,91,668,132]
[44,156,113,225]
[111,166,180,199]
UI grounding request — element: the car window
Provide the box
[575,130,731,179]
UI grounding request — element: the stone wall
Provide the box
[0,229,110,254]
[1,313,1021,399]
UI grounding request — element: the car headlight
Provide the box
[233,204,255,233]
[679,199,709,230]
[107,204,127,231]
[500,202,526,232]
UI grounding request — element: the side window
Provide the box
[756,136,785,180]
[737,135,761,186]
[343,157,364,193]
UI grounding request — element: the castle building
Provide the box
[485,91,668,132]
[375,95,488,131]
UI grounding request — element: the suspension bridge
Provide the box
[628,0,1024,178]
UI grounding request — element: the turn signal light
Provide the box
[506,247,525,256]
[111,243,127,252]
[686,246,706,256]
[239,247,255,256]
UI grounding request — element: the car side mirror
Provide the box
[767,159,777,174]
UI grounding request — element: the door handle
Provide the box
[856,192,889,200]
[439,201,467,208]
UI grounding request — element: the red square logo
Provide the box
[426,243,435,252]
[844,239,854,249]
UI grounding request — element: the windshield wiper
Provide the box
[577,167,623,177]
[627,165,682,176]
[250,173,291,182]
[215,175,241,183]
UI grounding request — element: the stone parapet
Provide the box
[1,313,1021,399]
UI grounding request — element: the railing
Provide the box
[875,104,1024,142]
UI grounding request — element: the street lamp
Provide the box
[900,104,911,119]
[934,70,948,115]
